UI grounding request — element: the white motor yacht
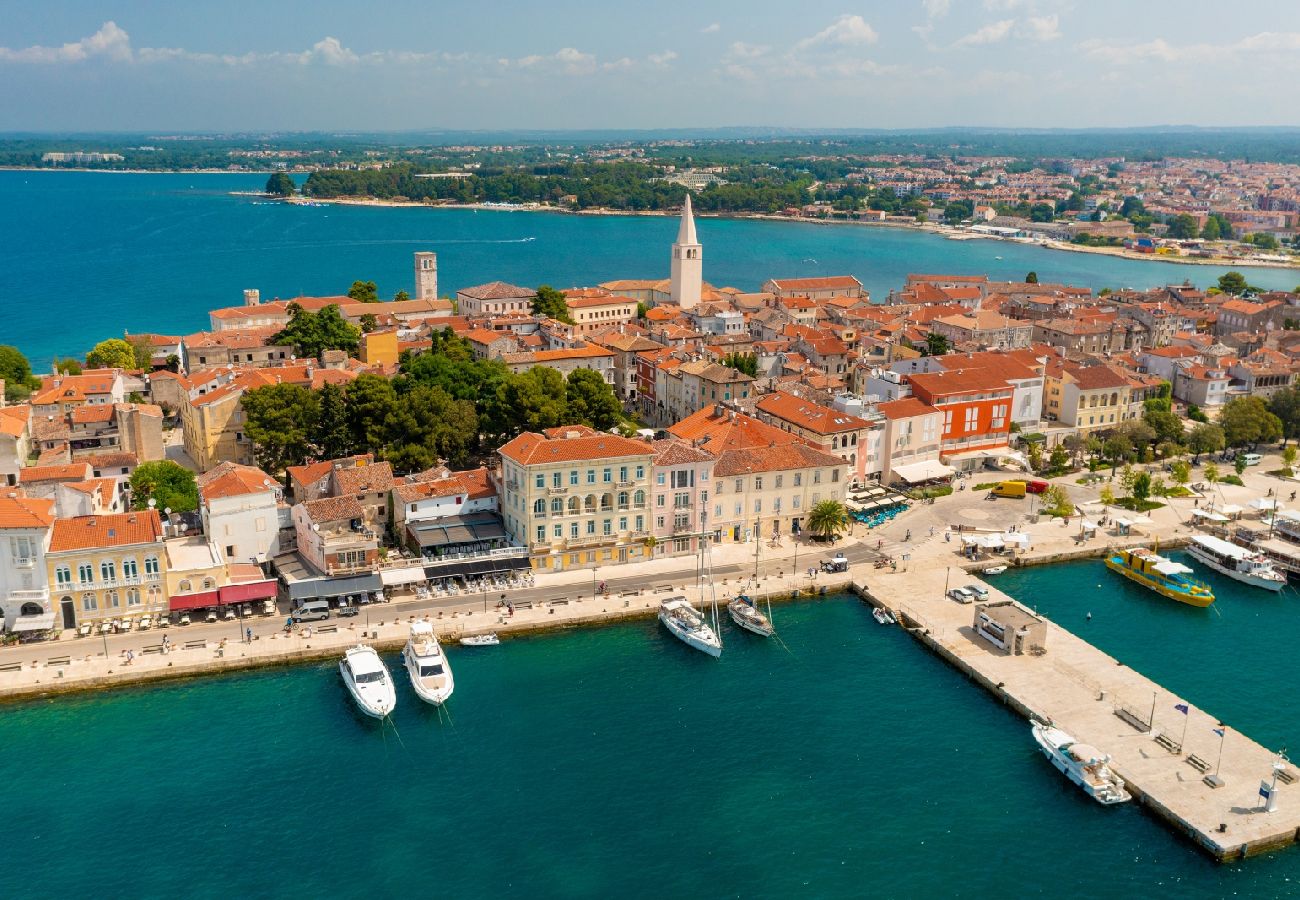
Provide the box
[403,622,454,705]
[659,597,722,657]
[339,645,397,719]
[727,595,774,637]
[1186,535,1286,592]
[1032,722,1131,805]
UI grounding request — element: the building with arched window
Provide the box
[45,510,167,629]
[0,495,56,634]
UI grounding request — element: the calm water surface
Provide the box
[4,592,1298,898]
[6,170,1299,366]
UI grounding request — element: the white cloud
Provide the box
[648,50,678,66]
[727,42,770,61]
[300,37,358,66]
[1081,31,1300,65]
[983,0,1029,10]
[701,23,721,34]
[922,0,951,18]
[0,21,133,63]
[952,19,1014,48]
[796,14,879,51]
[1021,15,1061,42]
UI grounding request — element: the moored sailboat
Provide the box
[728,593,774,637]
[659,597,723,657]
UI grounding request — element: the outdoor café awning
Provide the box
[1250,498,1280,511]
[10,612,56,632]
[219,579,278,604]
[380,565,429,587]
[962,534,1005,549]
[1002,532,1031,547]
[170,590,220,611]
[1219,504,1244,516]
[423,555,530,581]
[1080,520,1098,532]
[1191,509,1229,523]
[892,459,955,484]
[409,514,508,549]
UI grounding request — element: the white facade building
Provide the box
[669,194,703,310]
[0,496,55,632]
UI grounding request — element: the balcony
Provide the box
[546,487,568,495]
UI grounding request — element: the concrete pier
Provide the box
[860,566,1300,861]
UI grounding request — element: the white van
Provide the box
[291,600,331,622]
[1241,453,1263,467]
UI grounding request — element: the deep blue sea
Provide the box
[5,170,1300,368]
[3,582,1300,898]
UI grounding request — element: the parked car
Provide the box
[947,586,975,604]
[963,583,990,599]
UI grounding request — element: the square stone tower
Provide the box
[414,251,438,301]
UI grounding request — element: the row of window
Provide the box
[714,495,809,518]
[75,585,163,612]
[55,556,160,586]
[533,491,648,516]
[536,465,646,489]
[536,515,645,542]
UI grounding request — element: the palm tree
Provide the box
[807,499,850,542]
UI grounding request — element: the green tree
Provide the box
[1131,472,1152,503]
[128,460,199,513]
[1219,395,1283,447]
[1024,271,1038,284]
[1143,408,1184,444]
[924,332,950,356]
[1217,271,1249,296]
[564,368,623,431]
[806,499,850,541]
[86,338,137,370]
[498,367,568,436]
[0,345,41,401]
[1283,446,1297,477]
[721,352,758,377]
[1103,435,1131,475]
[240,383,321,474]
[1235,455,1247,477]
[127,336,154,369]
[1186,422,1225,462]
[1200,216,1221,241]
[1166,214,1199,240]
[1203,461,1219,487]
[313,382,352,461]
[1099,484,1116,507]
[54,357,82,376]
[345,373,399,455]
[532,285,574,324]
[636,302,648,320]
[1042,484,1074,517]
[1149,474,1168,498]
[393,289,410,302]
[359,313,378,333]
[943,199,973,223]
[383,384,478,471]
[265,172,295,196]
[1170,460,1191,487]
[270,303,361,357]
[1267,386,1300,446]
[1119,463,1137,494]
[1048,445,1070,473]
[347,280,379,303]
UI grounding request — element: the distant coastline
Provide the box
[253,192,1300,272]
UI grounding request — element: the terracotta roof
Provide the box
[0,405,30,438]
[1067,364,1130,391]
[457,281,535,300]
[907,368,1014,398]
[669,405,802,453]
[499,431,652,466]
[197,462,280,501]
[82,451,139,470]
[0,495,55,529]
[713,442,846,477]
[767,276,862,292]
[301,495,365,523]
[70,404,116,425]
[49,510,163,552]
[286,460,336,488]
[334,461,395,495]
[651,438,716,467]
[19,463,93,484]
[755,391,871,435]
[877,397,937,420]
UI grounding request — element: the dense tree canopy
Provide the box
[265,172,295,196]
[1268,387,1300,446]
[241,383,321,473]
[347,280,379,303]
[270,303,361,357]
[721,352,758,377]
[1219,396,1283,448]
[85,338,138,370]
[0,345,41,401]
[128,460,199,513]
[532,285,573,324]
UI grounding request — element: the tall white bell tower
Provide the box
[670,194,702,310]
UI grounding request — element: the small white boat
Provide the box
[727,595,773,637]
[1186,535,1286,592]
[460,633,500,647]
[659,597,722,657]
[872,607,891,625]
[983,565,1008,576]
[1031,722,1131,805]
[403,622,454,705]
[339,645,397,719]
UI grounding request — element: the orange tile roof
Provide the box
[19,463,93,484]
[49,510,163,552]
[755,391,871,435]
[0,405,30,437]
[712,441,845,477]
[498,431,652,465]
[877,397,937,420]
[197,462,280,501]
[669,405,803,453]
[0,495,55,529]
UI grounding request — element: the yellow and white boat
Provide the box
[1104,547,1215,607]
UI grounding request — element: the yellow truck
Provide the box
[990,480,1027,499]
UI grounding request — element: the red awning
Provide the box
[169,590,220,611]
[219,580,278,604]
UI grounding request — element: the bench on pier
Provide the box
[140,645,164,655]
[653,585,675,594]
[1186,754,1211,774]
[183,639,207,650]
[0,661,24,673]
[550,599,569,606]
[316,625,337,634]
[513,601,534,610]
[45,656,70,667]
[1278,768,1297,785]
[1114,706,1151,732]
[1154,733,1182,754]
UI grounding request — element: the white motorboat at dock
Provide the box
[339,644,397,719]
[1186,534,1286,592]
[1032,722,1130,805]
[659,597,722,657]
[403,621,454,705]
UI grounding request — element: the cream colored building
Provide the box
[498,426,655,572]
[1044,361,1132,435]
[46,510,168,628]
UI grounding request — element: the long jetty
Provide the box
[859,565,1299,861]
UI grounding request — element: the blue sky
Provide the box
[3,1,1299,132]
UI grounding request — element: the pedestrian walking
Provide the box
[245,627,252,644]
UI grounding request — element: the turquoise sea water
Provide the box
[6,169,1300,367]
[3,590,1298,898]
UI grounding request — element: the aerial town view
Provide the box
[7,3,1300,897]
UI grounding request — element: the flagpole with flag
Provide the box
[1175,702,1190,749]
[1214,724,1227,778]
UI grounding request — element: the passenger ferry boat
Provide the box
[1104,547,1215,607]
[1031,722,1131,805]
[1186,535,1286,592]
